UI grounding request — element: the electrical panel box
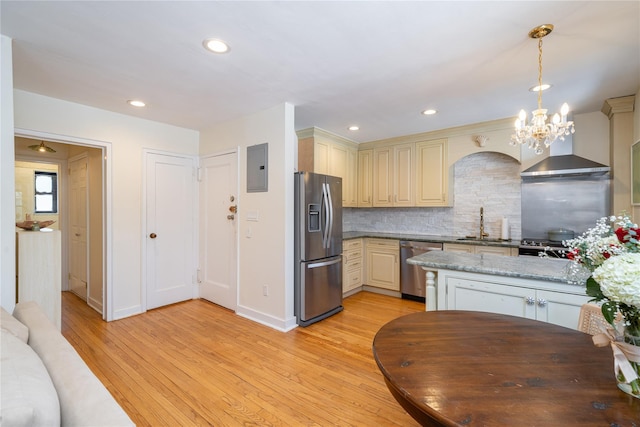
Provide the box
[247,143,268,192]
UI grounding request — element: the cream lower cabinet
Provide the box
[365,239,400,291]
[437,270,591,330]
[443,243,517,256]
[343,238,363,294]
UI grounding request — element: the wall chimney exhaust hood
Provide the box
[520,133,610,178]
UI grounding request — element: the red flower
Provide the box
[615,227,628,242]
[615,226,640,243]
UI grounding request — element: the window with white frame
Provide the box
[34,171,58,213]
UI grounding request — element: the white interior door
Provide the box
[199,152,238,311]
[68,155,88,300]
[145,152,196,310]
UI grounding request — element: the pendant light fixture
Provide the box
[28,141,56,153]
[510,24,574,155]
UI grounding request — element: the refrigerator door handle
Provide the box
[322,182,330,249]
[326,181,333,248]
[307,257,342,269]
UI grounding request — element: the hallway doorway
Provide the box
[15,136,106,316]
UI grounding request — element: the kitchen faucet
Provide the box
[479,207,489,240]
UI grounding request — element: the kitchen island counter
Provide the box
[406,250,571,283]
[405,251,590,330]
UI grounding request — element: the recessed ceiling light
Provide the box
[348,125,360,131]
[203,38,230,54]
[529,83,552,92]
[421,109,437,115]
[127,100,146,107]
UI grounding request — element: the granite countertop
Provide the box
[343,231,519,248]
[406,250,572,283]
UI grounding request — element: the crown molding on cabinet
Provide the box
[296,127,358,147]
[601,95,635,119]
[358,117,515,150]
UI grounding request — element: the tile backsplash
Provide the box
[343,152,522,240]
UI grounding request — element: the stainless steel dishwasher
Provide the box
[400,241,443,302]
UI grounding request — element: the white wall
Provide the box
[1,35,16,311]
[10,90,199,320]
[199,103,297,331]
[573,111,610,165]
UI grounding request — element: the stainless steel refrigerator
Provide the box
[294,171,343,326]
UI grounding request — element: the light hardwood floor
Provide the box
[62,291,424,426]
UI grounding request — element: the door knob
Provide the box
[229,205,237,213]
[149,233,157,239]
[227,215,235,220]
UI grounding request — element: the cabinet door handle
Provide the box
[525,296,535,305]
[537,298,547,307]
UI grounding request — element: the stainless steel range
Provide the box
[519,239,567,257]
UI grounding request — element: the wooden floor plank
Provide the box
[61,291,423,426]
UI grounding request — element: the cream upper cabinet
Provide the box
[357,149,373,207]
[416,138,449,206]
[326,143,357,208]
[296,128,358,207]
[344,145,358,207]
[393,143,415,207]
[302,129,450,209]
[327,142,347,178]
[372,144,414,207]
[373,147,393,207]
[313,139,331,175]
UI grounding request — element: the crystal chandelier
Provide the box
[510,24,574,155]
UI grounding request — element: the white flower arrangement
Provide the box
[562,214,640,396]
[593,252,640,308]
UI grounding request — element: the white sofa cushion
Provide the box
[12,301,135,427]
[1,306,29,343]
[1,329,61,426]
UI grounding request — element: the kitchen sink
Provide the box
[456,237,505,243]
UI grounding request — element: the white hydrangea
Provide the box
[592,252,640,308]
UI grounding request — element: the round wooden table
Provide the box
[373,311,640,426]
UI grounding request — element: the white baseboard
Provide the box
[236,304,297,332]
[113,304,143,320]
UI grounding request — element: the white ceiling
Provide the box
[2,1,639,143]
